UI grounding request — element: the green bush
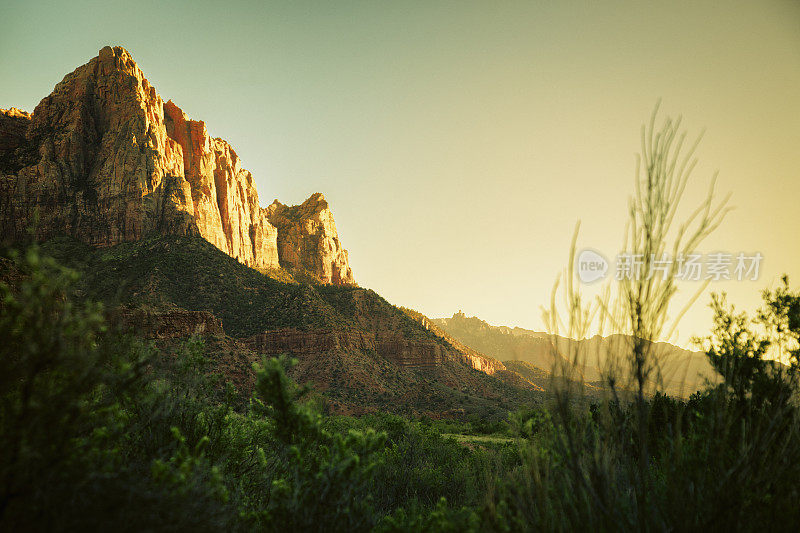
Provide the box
[248,355,386,531]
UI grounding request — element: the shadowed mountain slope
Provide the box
[27,235,542,418]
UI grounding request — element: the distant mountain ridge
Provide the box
[434,312,718,396]
[0,46,353,285]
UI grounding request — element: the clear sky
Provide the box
[2,1,799,347]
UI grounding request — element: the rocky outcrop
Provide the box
[246,329,350,354]
[110,308,224,339]
[0,46,353,283]
[457,351,505,375]
[375,331,447,367]
[2,47,198,248]
[0,108,31,155]
[246,328,445,367]
[266,193,355,285]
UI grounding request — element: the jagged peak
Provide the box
[163,99,188,120]
[94,45,150,83]
[57,45,140,82]
[268,192,330,219]
[302,192,329,211]
[296,192,329,214]
[305,192,326,204]
[163,99,209,130]
[0,108,32,119]
[48,45,156,104]
[98,45,134,65]
[162,100,245,168]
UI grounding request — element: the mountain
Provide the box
[434,312,563,371]
[0,46,352,285]
[0,45,706,419]
[0,45,551,418]
[434,312,718,396]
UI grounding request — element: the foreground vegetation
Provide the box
[1,242,799,531]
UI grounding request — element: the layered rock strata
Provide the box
[110,308,224,339]
[246,328,446,367]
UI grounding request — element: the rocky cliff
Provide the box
[0,46,354,284]
[110,308,224,339]
[267,194,354,285]
[246,328,446,367]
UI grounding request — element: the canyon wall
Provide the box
[401,307,507,374]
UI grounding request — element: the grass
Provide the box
[441,434,515,445]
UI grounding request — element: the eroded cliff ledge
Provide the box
[0,46,355,285]
[267,193,354,285]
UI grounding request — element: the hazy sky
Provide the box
[2,1,799,347]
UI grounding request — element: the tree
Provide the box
[0,244,146,526]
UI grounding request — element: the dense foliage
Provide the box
[1,245,799,531]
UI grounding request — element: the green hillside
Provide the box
[40,235,435,340]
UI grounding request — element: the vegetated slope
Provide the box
[500,360,552,390]
[42,235,347,335]
[435,312,717,397]
[35,235,541,417]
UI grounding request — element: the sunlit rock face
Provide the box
[0,46,354,283]
[266,193,355,285]
[161,100,279,270]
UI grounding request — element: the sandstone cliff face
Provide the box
[160,100,281,269]
[266,193,355,285]
[2,47,197,247]
[0,46,354,284]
